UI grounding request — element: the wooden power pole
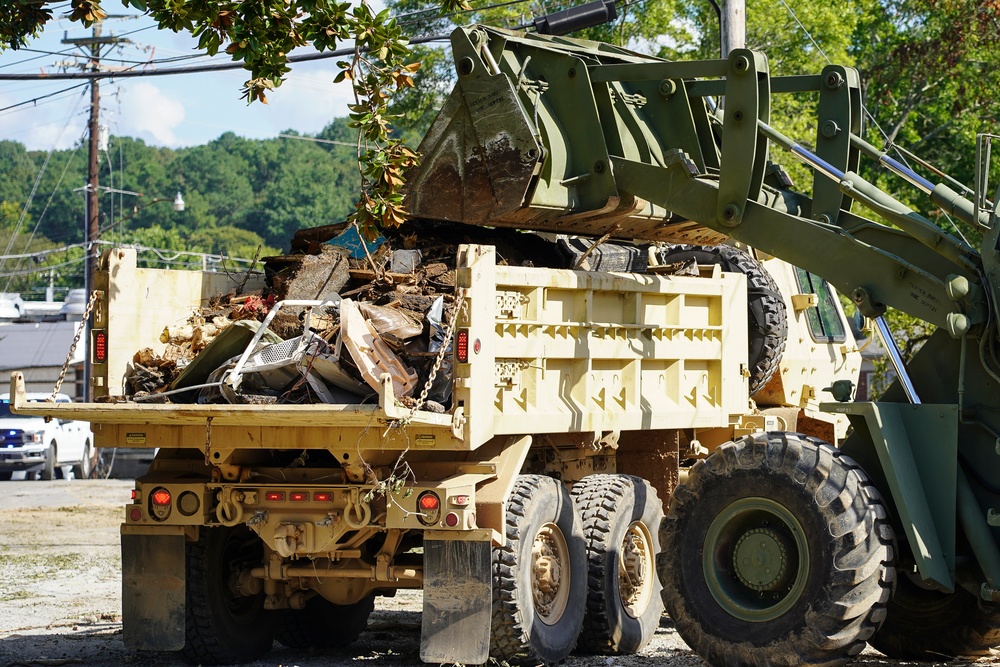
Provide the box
[720,0,746,58]
[62,23,120,400]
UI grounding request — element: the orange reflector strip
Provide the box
[265,491,285,502]
[289,491,308,502]
[151,489,171,506]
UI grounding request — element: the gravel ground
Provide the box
[0,480,992,667]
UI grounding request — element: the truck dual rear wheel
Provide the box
[572,474,664,654]
[659,432,895,667]
[276,593,375,650]
[491,474,587,663]
[182,525,274,665]
[656,244,786,395]
[869,573,1000,660]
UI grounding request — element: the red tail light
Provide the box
[265,491,285,502]
[92,329,108,364]
[418,492,440,511]
[456,329,469,363]
[151,489,171,506]
[289,491,308,502]
[313,492,333,502]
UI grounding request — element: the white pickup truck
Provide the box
[0,392,92,480]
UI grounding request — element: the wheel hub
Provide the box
[619,521,654,618]
[532,523,570,624]
[732,527,788,592]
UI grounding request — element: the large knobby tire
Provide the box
[276,593,375,650]
[491,474,587,663]
[659,432,895,667]
[181,525,274,665]
[73,441,92,480]
[40,443,56,481]
[869,573,1000,660]
[656,244,786,395]
[571,474,664,655]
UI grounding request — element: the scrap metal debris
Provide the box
[122,220,706,410]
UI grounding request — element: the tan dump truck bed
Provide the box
[11,244,749,454]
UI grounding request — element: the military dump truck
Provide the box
[14,16,1000,667]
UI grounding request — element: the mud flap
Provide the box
[121,531,186,650]
[420,538,492,664]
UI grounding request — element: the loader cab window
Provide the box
[793,267,847,343]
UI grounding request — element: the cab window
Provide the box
[793,267,846,343]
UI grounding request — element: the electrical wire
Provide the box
[0,82,88,114]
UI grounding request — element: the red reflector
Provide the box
[92,330,108,364]
[313,492,333,502]
[445,512,460,527]
[418,493,440,511]
[265,491,285,502]
[128,507,142,522]
[456,329,469,363]
[151,489,171,507]
[289,491,308,502]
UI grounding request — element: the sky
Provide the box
[0,3,388,151]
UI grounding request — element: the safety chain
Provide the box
[404,287,469,418]
[51,290,100,402]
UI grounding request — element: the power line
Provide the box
[0,82,89,113]
[0,33,452,81]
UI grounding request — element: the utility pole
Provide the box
[720,0,746,58]
[62,23,120,401]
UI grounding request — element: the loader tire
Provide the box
[656,244,786,395]
[659,432,895,667]
[571,474,664,655]
[869,574,1000,660]
[276,593,375,650]
[181,525,274,665]
[491,474,587,663]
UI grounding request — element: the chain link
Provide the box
[406,287,469,417]
[51,290,100,402]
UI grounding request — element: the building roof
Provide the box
[0,320,85,370]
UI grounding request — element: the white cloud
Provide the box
[118,82,186,146]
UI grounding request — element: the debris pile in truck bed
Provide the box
[123,220,691,408]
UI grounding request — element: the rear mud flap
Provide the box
[121,532,186,650]
[420,539,492,664]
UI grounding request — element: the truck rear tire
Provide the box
[41,443,56,481]
[659,432,895,667]
[276,593,375,649]
[181,525,274,665]
[73,441,92,480]
[869,574,1000,660]
[656,244,786,395]
[571,474,663,654]
[491,474,587,663]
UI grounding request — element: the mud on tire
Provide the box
[491,474,587,663]
[658,432,895,667]
[656,244,786,395]
[571,474,664,655]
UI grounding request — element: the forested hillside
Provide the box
[0,118,361,297]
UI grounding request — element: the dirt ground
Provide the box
[0,480,992,667]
